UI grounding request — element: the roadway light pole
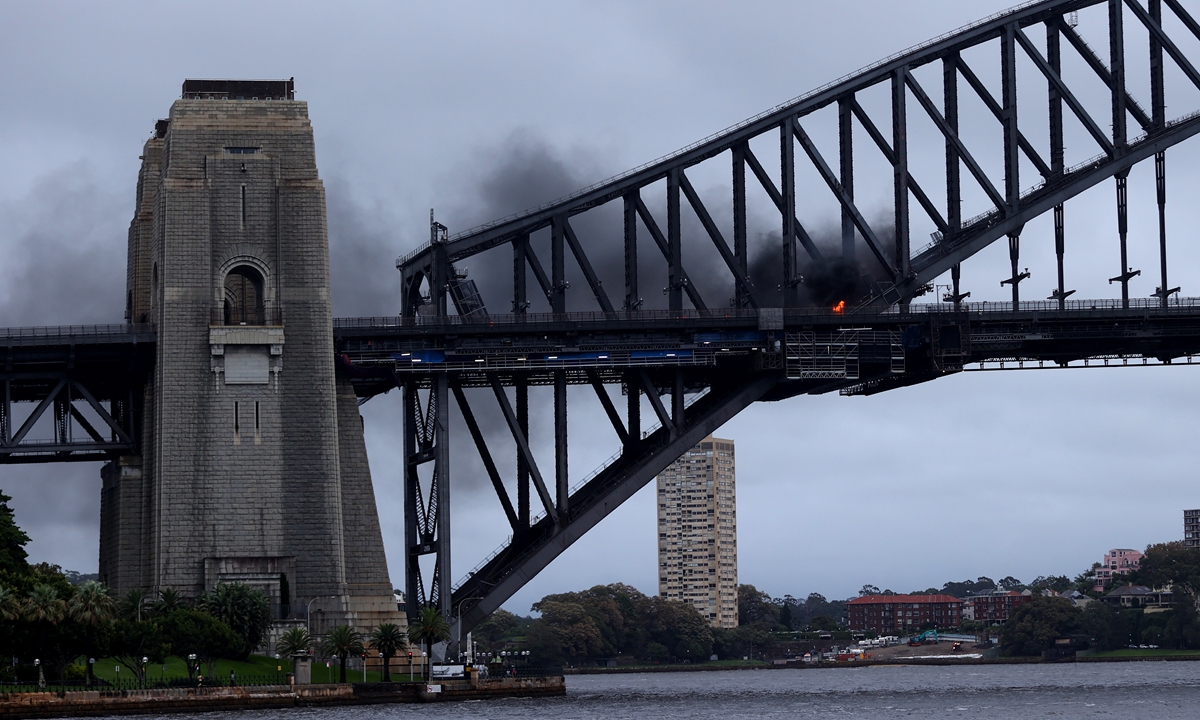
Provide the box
[455,596,481,664]
[306,596,339,636]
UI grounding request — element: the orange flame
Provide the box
[832,300,846,313]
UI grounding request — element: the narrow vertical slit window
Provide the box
[241,185,247,228]
[254,401,262,444]
[234,401,241,443]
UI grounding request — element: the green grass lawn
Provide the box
[86,655,422,685]
[1088,648,1200,659]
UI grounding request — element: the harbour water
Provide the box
[95,662,1200,719]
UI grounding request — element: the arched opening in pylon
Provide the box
[223,265,265,325]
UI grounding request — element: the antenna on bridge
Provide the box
[430,209,448,244]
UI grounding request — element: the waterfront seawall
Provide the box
[0,677,565,718]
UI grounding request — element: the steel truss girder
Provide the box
[394,0,1200,325]
[0,373,137,463]
[399,1,1119,269]
[384,0,1200,656]
[342,296,1200,653]
[403,376,452,622]
[427,296,1200,648]
[446,372,779,651]
[898,115,1200,301]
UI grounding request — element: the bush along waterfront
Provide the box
[0,490,275,689]
[1000,543,1200,657]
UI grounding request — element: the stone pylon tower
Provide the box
[100,79,402,638]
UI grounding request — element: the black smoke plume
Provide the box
[747,226,890,308]
[799,256,867,307]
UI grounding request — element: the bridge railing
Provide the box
[0,323,155,340]
[911,297,1200,315]
[334,308,763,329]
[335,297,1200,333]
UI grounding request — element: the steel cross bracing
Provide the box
[381,0,1200,651]
[337,297,1200,650]
[1,325,154,463]
[376,0,1200,653]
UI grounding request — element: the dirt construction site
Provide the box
[861,641,988,661]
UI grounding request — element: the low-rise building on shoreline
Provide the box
[968,590,1033,624]
[847,594,962,633]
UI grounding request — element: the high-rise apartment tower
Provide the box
[656,435,738,628]
[1186,509,1200,548]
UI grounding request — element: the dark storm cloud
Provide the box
[443,131,771,316]
[0,163,125,574]
[0,163,127,327]
[454,129,598,231]
[326,178,403,317]
[443,130,615,315]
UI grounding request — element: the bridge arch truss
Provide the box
[370,0,1200,654]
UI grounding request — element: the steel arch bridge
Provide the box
[369,0,1200,652]
[5,0,1200,659]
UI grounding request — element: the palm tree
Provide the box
[320,625,364,684]
[407,607,450,679]
[0,585,18,622]
[24,584,66,686]
[368,623,406,682]
[277,627,313,681]
[68,581,116,686]
[154,587,183,616]
[277,627,313,658]
[120,587,149,622]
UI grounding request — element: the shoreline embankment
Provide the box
[564,653,1200,674]
[0,676,564,719]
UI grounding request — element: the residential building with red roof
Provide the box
[847,594,962,633]
[969,589,1033,624]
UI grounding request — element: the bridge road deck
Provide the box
[6,300,1200,464]
[334,299,1200,398]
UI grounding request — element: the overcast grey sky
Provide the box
[4,0,1200,614]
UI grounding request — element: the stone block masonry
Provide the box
[98,81,404,642]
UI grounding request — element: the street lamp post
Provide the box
[454,596,481,663]
[306,595,340,637]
